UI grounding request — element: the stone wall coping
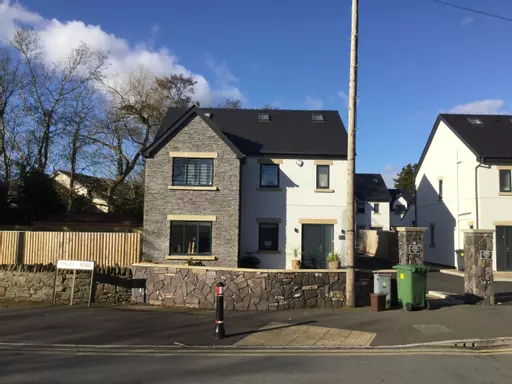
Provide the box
[133,263,348,274]
[395,227,428,232]
[461,229,496,233]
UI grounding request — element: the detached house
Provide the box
[416,114,512,271]
[143,105,348,269]
[355,173,391,232]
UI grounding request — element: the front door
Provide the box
[302,224,334,269]
[496,226,512,271]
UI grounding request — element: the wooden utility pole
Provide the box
[345,0,359,308]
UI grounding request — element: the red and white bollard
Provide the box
[214,282,226,339]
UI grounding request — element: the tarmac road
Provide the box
[1,347,511,384]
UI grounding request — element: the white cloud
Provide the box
[448,100,505,114]
[382,164,398,188]
[0,0,244,106]
[206,58,244,103]
[461,16,474,27]
[0,1,42,41]
[304,96,323,110]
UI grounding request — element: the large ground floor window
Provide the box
[170,221,212,255]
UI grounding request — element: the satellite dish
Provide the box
[296,160,304,167]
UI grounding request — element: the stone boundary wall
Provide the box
[0,264,135,304]
[132,264,373,310]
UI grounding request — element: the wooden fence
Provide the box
[0,231,141,267]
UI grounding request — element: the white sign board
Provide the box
[479,250,492,260]
[56,260,94,271]
[409,244,422,254]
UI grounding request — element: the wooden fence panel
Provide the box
[0,231,140,267]
[0,231,19,264]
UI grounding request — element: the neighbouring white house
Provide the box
[415,114,512,271]
[389,188,415,228]
[142,105,349,269]
[52,170,110,212]
[355,173,391,234]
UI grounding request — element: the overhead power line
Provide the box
[434,0,512,23]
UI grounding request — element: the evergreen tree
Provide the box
[393,163,417,199]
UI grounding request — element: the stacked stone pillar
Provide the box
[463,230,495,305]
[396,227,427,265]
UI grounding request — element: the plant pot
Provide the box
[291,259,301,269]
[328,260,341,270]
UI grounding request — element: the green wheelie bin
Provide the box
[393,264,430,311]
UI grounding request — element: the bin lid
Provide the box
[393,264,429,272]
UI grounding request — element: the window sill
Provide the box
[165,255,217,261]
[373,213,381,215]
[499,192,512,196]
[257,188,282,192]
[168,186,217,191]
[314,189,334,193]
[257,250,281,254]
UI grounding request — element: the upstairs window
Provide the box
[500,169,512,193]
[374,203,380,214]
[316,165,330,189]
[260,164,279,188]
[357,202,365,214]
[173,158,213,186]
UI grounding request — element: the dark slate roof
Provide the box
[148,106,347,157]
[440,114,512,161]
[355,174,391,202]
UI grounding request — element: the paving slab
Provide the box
[234,322,376,347]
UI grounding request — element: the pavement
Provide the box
[1,297,512,347]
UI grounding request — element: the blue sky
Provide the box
[3,0,512,185]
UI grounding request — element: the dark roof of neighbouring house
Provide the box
[145,105,348,157]
[417,114,512,172]
[355,174,391,202]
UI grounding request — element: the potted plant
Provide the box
[328,251,341,270]
[290,246,302,269]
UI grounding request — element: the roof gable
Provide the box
[440,114,512,162]
[144,105,244,158]
[148,107,348,158]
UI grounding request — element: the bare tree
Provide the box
[11,29,106,173]
[57,84,101,210]
[217,98,242,109]
[0,45,26,188]
[155,73,196,107]
[91,68,165,209]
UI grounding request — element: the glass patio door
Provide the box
[302,224,334,269]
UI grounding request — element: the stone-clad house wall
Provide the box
[143,115,241,267]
